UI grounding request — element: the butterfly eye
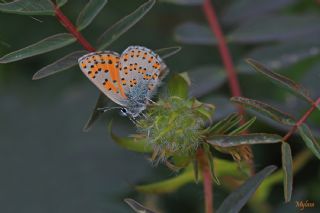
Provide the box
[120,108,128,116]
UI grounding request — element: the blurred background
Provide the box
[0,0,320,212]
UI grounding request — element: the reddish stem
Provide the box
[53,3,96,52]
[202,0,243,115]
[283,97,320,141]
[197,149,213,213]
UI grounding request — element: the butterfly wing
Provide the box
[118,46,167,101]
[78,51,128,106]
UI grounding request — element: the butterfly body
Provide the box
[78,46,168,118]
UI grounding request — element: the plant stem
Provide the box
[283,97,320,141]
[197,148,213,213]
[202,0,243,113]
[202,0,255,175]
[52,2,96,52]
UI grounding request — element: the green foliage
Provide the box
[0,0,55,15]
[136,96,214,160]
[175,22,217,45]
[207,134,282,147]
[0,33,76,63]
[281,142,293,202]
[110,125,153,153]
[298,124,320,160]
[76,0,108,31]
[136,158,249,194]
[231,96,296,126]
[32,50,87,80]
[216,166,277,213]
[160,0,203,6]
[97,0,156,50]
[246,59,313,103]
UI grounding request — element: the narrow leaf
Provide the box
[207,113,241,135]
[0,33,76,63]
[207,133,282,147]
[229,15,320,43]
[83,92,109,132]
[281,142,293,202]
[33,50,87,80]
[188,65,226,97]
[204,144,220,184]
[193,159,199,183]
[246,59,313,103]
[298,124,320,160]
[97,0,156,50]
[168,73,190,98]
[222,0,297,25]
[160,0,203,5]
[229,117,256,135]
[124,198,156,213]
[237,40,320,74]
[174,22,217,45]
[154,46,181,59]
[216,165,277,213]
[110,126,152,153]
[0,0,55,15]
[231,97,296,126]
[76,0,108,31]
[56,0,68,7]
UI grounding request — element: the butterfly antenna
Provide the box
[97,106,122,112]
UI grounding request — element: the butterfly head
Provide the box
[120,103,146,118]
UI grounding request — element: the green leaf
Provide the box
[216,165,277,213]
[136,158,248,194]
[298,124,320,160]
[231,97,296,126]
[97,0,156,50]
[207,113,241,135]
[207,133,282,147]
[229,117,256,135]
[237,40,320,74]
[168,73,190,98]
[0,33,76,64]
[83,92,109,132]
[0,0,55,15]
[32,50,87,80]
[201,95,237,121]
[124,198,156,213]
[136,166,194,194]
[56,0,68,7]
[154,46,181,59]
[252,149,312,204]
[188,65,226,97]
[76,0,108,31]
[229,15,320,43]
[281,142,293,203]
[174,22,217,45]
[110,126,153,153]
[246,59,313,103]
[160,0,203,5]
[204,144,220,184]
[192,159,199,183]
[222,0,297,25]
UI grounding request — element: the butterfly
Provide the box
[78,46,168,118]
